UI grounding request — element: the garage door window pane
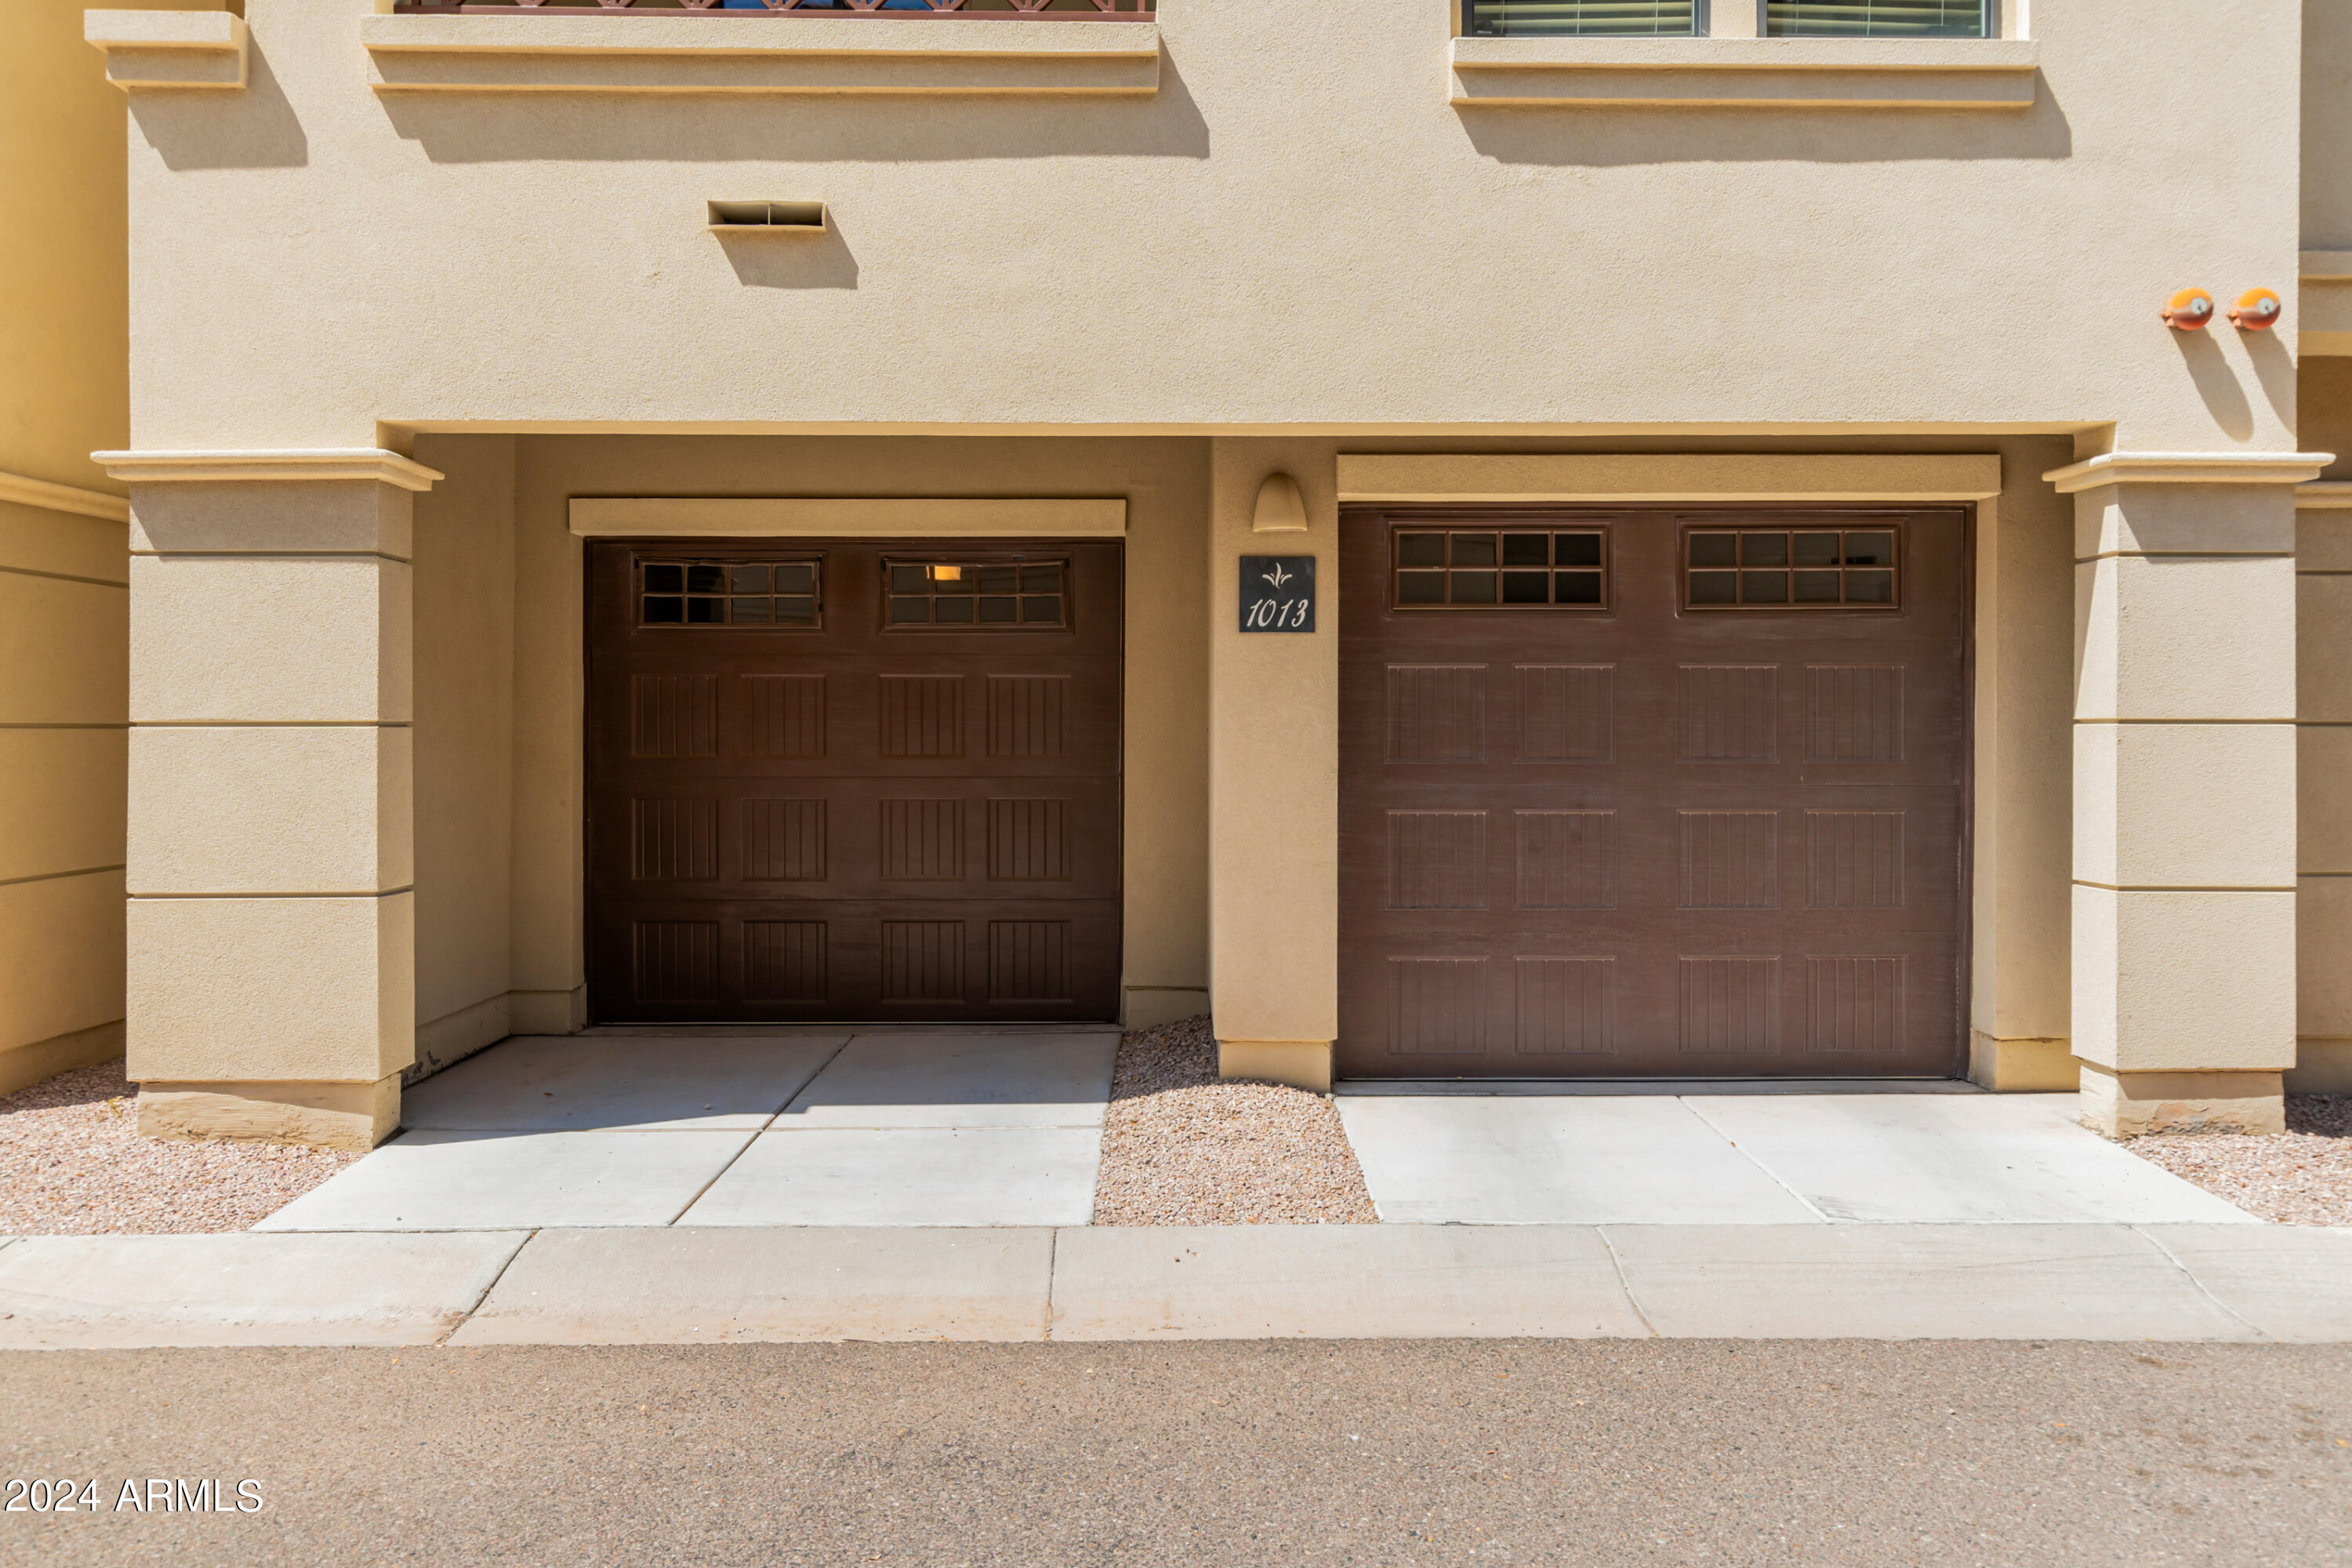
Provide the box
[1556,533,1604,568]
[1557,570,1604,604]
[1794,532,1841,567]
[1689,571,1737,604]
[1690,533,1737,568]
[1399,571,1446,604]
[1502,570,1549,604]
[1846,570,1895,604]
[1794,570,1842,603]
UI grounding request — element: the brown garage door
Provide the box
[587,538,1122,1023]
[1338,506,1967,1079]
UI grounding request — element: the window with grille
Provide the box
[1392,527,1610,610]
[1765,1,1990,37]
[1682,525,1900,610]
[1465,0,1698,34]
[640,559,820,629]
[886,559,1068,630]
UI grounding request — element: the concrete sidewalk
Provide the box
[3,1223,2348,1348]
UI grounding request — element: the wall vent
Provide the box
[707,200,827,234]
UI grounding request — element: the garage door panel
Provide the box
[589,539,1122,1024]
[1341,506,1965,1079]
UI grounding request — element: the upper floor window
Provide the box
[1765,1,1990,35]
[1468,2,1698,35]
[1465,1,1993,37]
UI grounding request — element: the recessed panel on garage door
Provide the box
[1338,506,1966,1079]
[587,539,1123,1023]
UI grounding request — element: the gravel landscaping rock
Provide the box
[0,1059,359,1235]
[2125,1095,2352,1227]
[1091,1016,1377,1226]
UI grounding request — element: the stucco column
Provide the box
[1207,439,1338,1091]
[2295,481,2352,1093]
[2049,452,2329,1136]
[101,449,440,1150]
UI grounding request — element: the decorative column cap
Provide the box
[93,449,445,492]
[2042,451,2334,494]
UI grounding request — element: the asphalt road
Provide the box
[2,1340,2348,1566]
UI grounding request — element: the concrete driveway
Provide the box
[1334,1081,2256,1225]
[256,1028,1120,1232]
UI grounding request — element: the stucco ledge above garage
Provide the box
[356,10,1161,96]
[1448,36,2039,111]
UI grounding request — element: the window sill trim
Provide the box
[1449,37,2038,110]
[361,13,1159,96]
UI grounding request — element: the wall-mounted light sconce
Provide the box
[2229,289,2283,330]
[707,200,827,234]
[1251,472,1308,533]
[2161,289,2215,331]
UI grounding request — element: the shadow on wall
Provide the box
[715,224,858,289]
[2242,329,2296,433]
[2175,331,2256,442]
[1455,76,2071,167]
[376,48,1208,165]
[128,38,307,170]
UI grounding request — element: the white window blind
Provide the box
[1765,0,1990,36]
[1466,1,1699,36]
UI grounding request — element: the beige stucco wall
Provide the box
[5,0,222,495]
[0,0,223,1094]
[1207,437,1340,1073]
[1969,437,2081,1088]
[115,0,2304,456]
[2307,0,2352,253]
[409,434,517,1073]
[505,434,1210,1029]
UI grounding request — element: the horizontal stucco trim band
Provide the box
[2074,551,2294,563]
[2043,452,2335,494]
[569,497,1127,538]
[0,564,129,589]
[129,888,416,900]
[1334,452,2000,505]
[94,450,445,492]
[2297,482,2352,509]
[2074,881,2298,894]
[0,470,130,524]
[0,865,126,892]
[1448,37,2037,111]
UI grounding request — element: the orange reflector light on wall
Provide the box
[2229,289,2282,330]
[2161,289,2215,331]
